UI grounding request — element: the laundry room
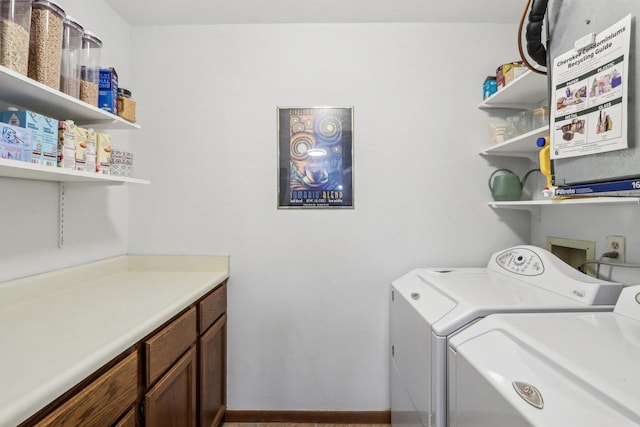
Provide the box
[0,0,639,426]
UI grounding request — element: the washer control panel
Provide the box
[494,247,544,276]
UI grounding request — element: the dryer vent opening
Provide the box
[546,236,595,277]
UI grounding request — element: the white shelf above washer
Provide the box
[480,126,549,161]
[478,70,548,110]
[490,197,640,209]
[489,197,640,221]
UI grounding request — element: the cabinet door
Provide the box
[200,314,226,427]
[114,406,136,427]
[34,351,138,427]
[145,345,197,427]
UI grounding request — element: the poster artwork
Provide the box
[277,107,353,208]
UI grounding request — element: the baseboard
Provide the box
[223,410,391,424]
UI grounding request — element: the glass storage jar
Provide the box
[79,30,102,106]
[532,107,550,129]
[0,0,32,75]
[28,0,65,89]
[60,15,83,98]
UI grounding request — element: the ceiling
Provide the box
[104,0,527,26]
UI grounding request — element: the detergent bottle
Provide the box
[536,136,555,198]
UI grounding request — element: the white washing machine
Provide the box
[390,245,625,427]
[447,285,640,426]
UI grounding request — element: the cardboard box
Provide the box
[96,132,111,174]
[58,120,76,169]
[504,62,526,86]
[0,122,32,163]
[483,76,497,100]
[496,61,525,90]
[41,116,59,167]
[110,148,133,177]
[1,110,58,166]
[98,68,118,114]
[73,127,97,172]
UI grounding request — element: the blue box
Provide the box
[0,122,32,163]
[483,76,497,100]
[1,110,58,167]
[98,68,118,114]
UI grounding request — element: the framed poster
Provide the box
[277,106,353,209]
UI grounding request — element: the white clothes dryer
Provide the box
[390,245,625,427]
[447,285,640,427]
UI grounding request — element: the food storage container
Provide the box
[117,87,136,123]
[0,0,32,75]
[79,30,102,106]
[60,15,83,98]
[28,0,65,89]
[532,107,550,129]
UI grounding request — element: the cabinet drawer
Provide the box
[145,307,197,385]
[199,282,227,333]
[35,351,138,427]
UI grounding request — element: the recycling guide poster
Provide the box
[550,14,631,160]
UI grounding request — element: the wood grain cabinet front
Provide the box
[34,351,138,427]
[199,282,226,333]
[113,407,137,427]
[20,280,227,427]
[145,345,198,427]
[200,314,227,427]
[145,306,198,385]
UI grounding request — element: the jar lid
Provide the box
[82,30,103,48]
[32,0,65,17]
[64,15,84,32]
[118,88,132,98]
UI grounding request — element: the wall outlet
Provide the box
[606,235,625,263]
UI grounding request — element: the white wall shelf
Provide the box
[478,70,548,110]
[0,65,139,130]
[489,197,640,221]
[0,158,149,185]
[480,126,548,162]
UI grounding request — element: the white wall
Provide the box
[0,0,132,283]
[127,23,526,410]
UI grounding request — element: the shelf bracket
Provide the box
[59,182,65,248]
[534,205,542,222]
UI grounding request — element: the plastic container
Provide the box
[28,0,65,89]
[117,87,136,123]
[117,87,131,98]
[537,136,552,190]
[0,0,32,75]
[79,30,102,106]
[533,107,550,129]
[60,15,83,98]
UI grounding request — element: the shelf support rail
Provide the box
[59,182,65,248]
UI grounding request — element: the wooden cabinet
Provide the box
[145,307,198,385]
[145,346,198,427]
[20,280,227,427]
[33,351,138,427]
[114,407,137,427]
[198,282,227,427]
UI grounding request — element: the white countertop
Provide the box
[0,255,229,427]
